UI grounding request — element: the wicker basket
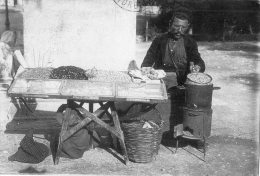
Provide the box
[122,120,164,163]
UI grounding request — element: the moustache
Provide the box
[169,31,183,38]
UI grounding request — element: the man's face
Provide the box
[170,17,189,39]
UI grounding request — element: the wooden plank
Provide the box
[89,102,94,149]
[77,106,121,139]
[59,108,71,140]
[99,102,113,120]
[14,50,28,69]
[93,102,112,117]
[116,82,167,101]
[110,102,129,164]
[55,108,71,165]
[61,80,114,98]
[8,79,62,95]
[110,103,120,129]
[14,65,25,79]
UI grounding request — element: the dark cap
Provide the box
[171,7,192,23]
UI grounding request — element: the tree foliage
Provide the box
[145,0,259,40]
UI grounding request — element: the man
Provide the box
[141,12,205,87]
[141,12,206,149]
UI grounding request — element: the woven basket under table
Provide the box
[122,120,164,163]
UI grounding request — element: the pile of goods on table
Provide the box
[17,62,166,83]
[85,67,132,82]
[17,67,53,80]
[128,67,166,81]
[49,66,88,80]
[18,66,132,82]
[127,60,166,82]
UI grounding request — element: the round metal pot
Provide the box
[184,83,220,109]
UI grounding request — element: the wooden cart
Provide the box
[7,73,168,165]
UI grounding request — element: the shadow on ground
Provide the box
[219,72,260,95]
[19,166,47,174]
[229,73,260,93]
[161,131,258,149]
[161,131,205,150]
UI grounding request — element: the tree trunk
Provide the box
[5,0,10,30]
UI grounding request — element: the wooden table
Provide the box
[7,78,168,165]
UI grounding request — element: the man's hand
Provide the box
[191,65,201,72]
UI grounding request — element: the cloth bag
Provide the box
[56,109,91,159]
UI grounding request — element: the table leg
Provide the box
[203,136,206,161]
[89,103,94,149]
[110,102,129,165]
[99,102,113,120]
[50,132,59,164]
[175,137,179,153]
[54,108,71,165]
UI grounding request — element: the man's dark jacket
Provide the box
[141,33,205,73]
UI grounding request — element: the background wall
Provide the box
[23,0,136,70]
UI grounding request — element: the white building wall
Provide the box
[23,0,136,71]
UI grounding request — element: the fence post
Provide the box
[145,20,149,42]
[5,0,10,30]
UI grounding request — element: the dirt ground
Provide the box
[0,41,259,175]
